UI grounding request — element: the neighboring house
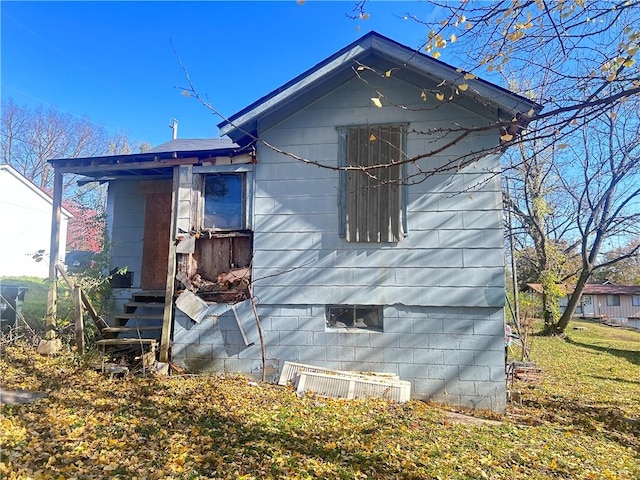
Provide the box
[0,164,72,278]
[527,282,640,328]
[49,32,540,412]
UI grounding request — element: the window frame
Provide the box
[633,295,640,307]
[194,164,253,232]
[325,305,383,331]
[337,124,408,242]
[606,294,621,307]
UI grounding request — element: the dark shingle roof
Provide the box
[145,138,239,154]
[527,283,640,296]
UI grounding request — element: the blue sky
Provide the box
[2,1,446,148]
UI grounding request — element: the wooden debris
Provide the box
[169,362,187,375]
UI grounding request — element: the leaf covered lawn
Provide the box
[1,320,639,479]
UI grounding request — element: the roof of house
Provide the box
[145,138,239,154]
[48,138,251,180]
[0,164,73,218]
[527,283,640,296]
[219,30,543,145]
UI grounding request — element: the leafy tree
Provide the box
[553,103,640,333]
[389,1,640,333]
[591,239,640,284]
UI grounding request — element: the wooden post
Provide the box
[73,285,85,353]
[57,262,108,331]
[42,171,63,353]
[159,166,179,362]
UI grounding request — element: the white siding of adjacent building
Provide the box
[0,165,70,278]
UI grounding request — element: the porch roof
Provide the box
[48,138,253,180]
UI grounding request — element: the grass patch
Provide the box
[1,276,75,332]
[1,320,639,479]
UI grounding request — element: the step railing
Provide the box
[55,262,109,353]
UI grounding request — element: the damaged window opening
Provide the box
[326,305,383,331]
[204,173,245,230]
[175,170,253,305]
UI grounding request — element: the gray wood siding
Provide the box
[251,73,504,308]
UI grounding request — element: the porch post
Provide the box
[159,166,179,362]
[41,170,63,354]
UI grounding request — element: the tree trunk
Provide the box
[549,269,592,335]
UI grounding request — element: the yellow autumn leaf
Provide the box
[557,143,569,149]
[385,69,393,77]
[450,34,457,43]
[436,92,445,101]
[623,58,635,68]
[369,134,377,141]
[458,83,469,91]
[420,90,428,102]
[371,97,383,108]
[360,13,370,20]
[500,133,514,141]
[432,50,441,59]
[464,72,477,80]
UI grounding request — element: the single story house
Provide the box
[527,282,640,329]
[49,32,540,412]
[0,164,72,278]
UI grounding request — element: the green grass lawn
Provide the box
[1,276,75,332]
[1,320,639,479]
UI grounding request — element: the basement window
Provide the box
[326,306,383,331]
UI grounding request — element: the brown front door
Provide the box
[141,192,172,291]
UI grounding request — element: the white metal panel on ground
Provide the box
[294,371,411,403]
[278,360,399,386]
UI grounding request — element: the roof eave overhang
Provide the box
[219,32,542,145]
[48,145,255,180]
